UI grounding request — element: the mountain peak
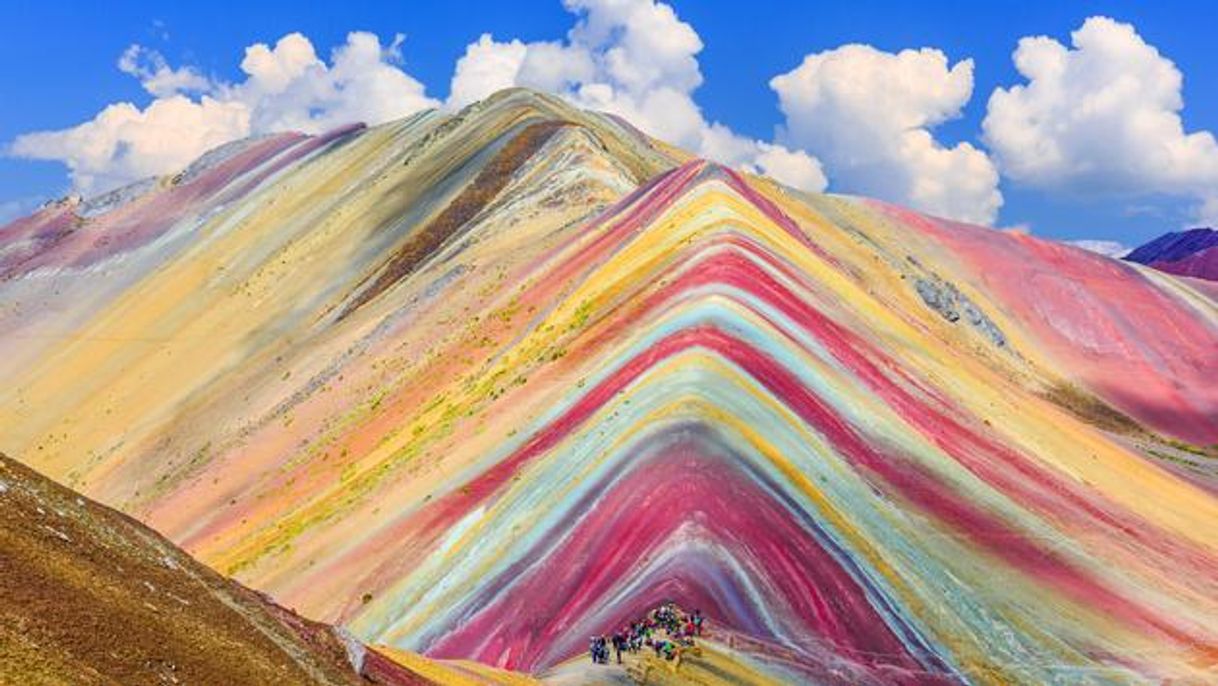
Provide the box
[1126,226,1218,280]
[2,89,1218,684]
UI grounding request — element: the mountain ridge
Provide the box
[1125,227,1218,281]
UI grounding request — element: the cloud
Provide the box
[1065,239,1132,258]
[118,45,212,98]
[228,32,438,134]
[9,32,438,196]
[448,35,530,111]
[983,16,1218,224]
[770,44,1001,225]
[744,143,827,192]
[447,0,827,192]
[9,97,249,196]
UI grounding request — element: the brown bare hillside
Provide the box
[0,453,430,686]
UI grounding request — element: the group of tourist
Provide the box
[589,602,705,667]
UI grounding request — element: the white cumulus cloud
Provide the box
[118,45,211,97]
[745,143,829,192]
[447,0,827,192]
[770,44,1001,225]
[1065,239,1131,258]
[9,32,438,196]
[9,96,250,196]
[448,35,530,111]
[228,32,437,135]
[983,16,1218,224]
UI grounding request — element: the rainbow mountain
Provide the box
[2,88,1217,684]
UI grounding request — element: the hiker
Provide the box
[589,636,599,664]
[598,603,706,670]
[591,635,610,664]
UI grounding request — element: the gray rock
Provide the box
[914,276,1006,348]
[78,177,160,218]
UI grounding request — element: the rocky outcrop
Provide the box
[914,275,1007,347]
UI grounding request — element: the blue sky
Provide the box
[3,0,1217,248]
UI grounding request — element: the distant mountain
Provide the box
[0,453,431,685]
[2,88,1218,684]
[1125,227,1218,280]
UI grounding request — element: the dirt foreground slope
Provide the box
[0,452,430,686]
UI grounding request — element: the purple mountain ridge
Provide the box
[1125,227,1218,281]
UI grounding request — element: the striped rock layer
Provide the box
[2,89,1217,684]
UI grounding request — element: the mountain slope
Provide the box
[2,89,1218,684]
[0,452,435,686]
[1125,227,1218,281]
